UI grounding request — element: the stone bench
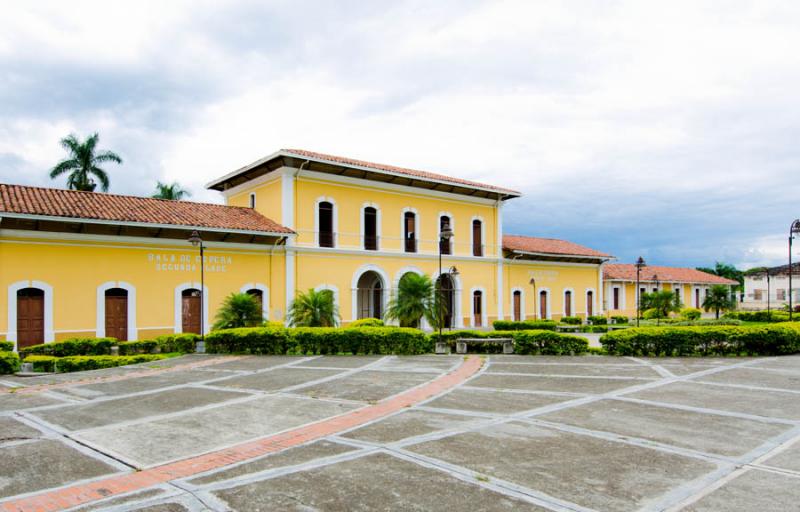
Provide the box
[445,337,514,355]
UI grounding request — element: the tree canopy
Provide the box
[50,133,122,192]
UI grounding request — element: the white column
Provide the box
[598,261,605,314]
[496,202,504,321]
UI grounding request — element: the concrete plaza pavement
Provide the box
[1,353,800,511]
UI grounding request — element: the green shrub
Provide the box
[581,325,609,333]
[19,337,117,358]
[22,355,57,372]
[348,318,386,328]
[116,340,159,355]
[152,334,199,353]
[52,354,171,373]
[610,316,628,324]
[560,316,582,325]
[0,341,13,352]
[724,310,790,323]
[492,320,557,331]
[205,327,289,354]
[642,308,662,320]
[600,323,800,356]
[0,351,20,374]
[588,315,608,325]
[514,331,589,355]
[680,308,702,321]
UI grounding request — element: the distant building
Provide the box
[742,263,800,310]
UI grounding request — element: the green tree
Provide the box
[697,262,744,291]
[212,292,264,330]
[288,288,339,327]
[152,181,191,200]
[641,290,681,321]
[50,133,122,191]
[384,273,438,328]
[702,284,735,319]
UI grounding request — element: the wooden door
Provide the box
[513,292,521,321]
[17,289,44,349]
[695,289,700,308]
[540,292,547,319]
[182,290,201,334]
[587,291,593,317]
[473,292,482,327]
[565,291,572,317]
[105,292,128,341]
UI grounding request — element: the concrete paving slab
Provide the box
[488,362,661,377]
[213,452,547,511]
[342,409,486,444]
[76,394,358,467]
[213,368,344,392]
[32,387,249,431]
[0,416,42,441]
[628,381,800,420]
[407,421,716,512]
[59,369,233,398]
[684,469,800,511]
[761,440,800,472]
[202,356,305,371]
[0,439,118,498]
[748,355,800,372]
[129,504,188,512]
[697,367,800,390]
[469,373,645,394]
[489,355,638,365]
[293,370,436,402]
[0,392,65,412]
[299,356,384,368]
[68,488,167,512]
[538,399,790,457]
[375,356,459,372]
[426,388,572,414]
[639,357,754,366]
[188,440,356,486]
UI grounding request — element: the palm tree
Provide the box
[288,288,339,327]
[702,285,735,319]
[50,133,122,192]
[212,292,264,330]
[152,181,191,200]
[384,273,438,328]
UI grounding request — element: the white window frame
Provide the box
[314,196,338,248]
[510,287,525,321]
[174,282,209,335]
[7,280,55,349]
[96,281,137,340]
[470,215,485,257]
[562,288,575,317]
[538,288,551,319]
[585,288,596,317]
[360,202,382,251]
[469,286,488,328]
[401,207,420,252]
[240,283,270,321]
[350,264,390,322]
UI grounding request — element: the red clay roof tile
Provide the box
[503,234,611,258]
[603,264,738,285]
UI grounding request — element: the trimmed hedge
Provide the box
[20,337,116,358]
[514,331,589,355]
[561,316,582,325]
[153,334,199,354]
[348,318,386,328]
[0,341,13,352]
[725,310,790,323]
[205,326,431,355]
[610,315,629,324]
[600,323,800,356]
[492,320,557,331]
[588,315,608,325]
[23,354,173,373]
[0,351,20,374]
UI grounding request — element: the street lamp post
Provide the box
[438,223,454,344]
[188,230,205,341]
[635,257,646,327]
[790,220,800,321]
[653,273,661,326]
[529,277,537,320]
[766,270,771,318]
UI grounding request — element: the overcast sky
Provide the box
[1,1,798,269]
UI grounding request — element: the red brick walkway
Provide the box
[1,356,482,512]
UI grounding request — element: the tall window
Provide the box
[695,288,700,307]
[472,219,483,257]
[473,290,483,327]
[513,290,522,321]
[318,201,334,248]
[364,207,378,250]
[439,216,452,255]
[404,211,417,253]
[613,287,620,310]
[249,193,256,209]
[539,290,548,319]
[586,291,593,317]
[564,290,572,317]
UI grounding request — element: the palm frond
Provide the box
[90,166,110,191]
[49,159,80,178]
[94,150,122,164]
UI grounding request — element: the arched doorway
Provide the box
[539,290,548,319]
[17,288,44,349]
[436,274,455,328]
[182,289,202,334]
[246,288,263,311]
[356,271,384,320]
[105,288,128,341]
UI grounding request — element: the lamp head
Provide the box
[792,219,800,235]
[188,230,202,247]
[529,277,536,285]
[448,266,459,276]
[439,223,454,241]
[635,256,646,268]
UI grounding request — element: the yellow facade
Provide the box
[604,281,710,318]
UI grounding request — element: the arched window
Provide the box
[513,290,522,321]
[404,211,417,253]
[472,290,483,327]
[564,290,572,317]
[439,215,452,255]
[16,288,45,349]
[246,288,263,310]
[539,290,549,319]
[586,290,594,317]
[364,207,378,250]
[318,201,334,248]
[472,219,483,257]
[249,192,256,209]
[105,288,129,341]
[181,288,202,334]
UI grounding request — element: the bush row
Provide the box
[0,351,20,374]
[20,334,199,358]
[0,341,14,352]
[724,310,791,323]
[600,323,800,356]
[22,354,174,373]
[491,320,557,331]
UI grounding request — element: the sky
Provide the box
[1,0,799,269]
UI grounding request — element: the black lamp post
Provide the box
[635,256,646,327]
[529,277,537,320]
[766,270,771,318]
[653,273,661,326]
[438,223,454,342]
[188,230,205,339]
[790,220,800,321]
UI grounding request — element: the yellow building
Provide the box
[1,149,613,351]
[603,263,738,318]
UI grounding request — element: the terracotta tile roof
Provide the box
[503,234,611,258]
[604,264,738,285]
[282,149,521,196]
[0,183,293,234]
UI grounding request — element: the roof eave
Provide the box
[509,249,612,262]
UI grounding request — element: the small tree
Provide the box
[641,291,681,322]
[212,292,264,330]
[152,181,191,200]
[702,285,735,319]
[288,288,339,327]
[384,273,438,328]
[50,132,122,191]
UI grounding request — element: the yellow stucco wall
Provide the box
[505,262,602,321]
[605,282,707,317]
[227,175,284,226]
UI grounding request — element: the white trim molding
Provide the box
[469,286,488,328]
[174,282,209,335]
[510,287,526,321]
[314,196,338,248]
[538,287,551,319]
[281,170,295,230]
[562,288,575,317]
[240,283,270,320]
[360,202,382,251]
[7,280,55,349]
[350,264,390,322]
[610,283,626,311]
[96,281,137,340]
